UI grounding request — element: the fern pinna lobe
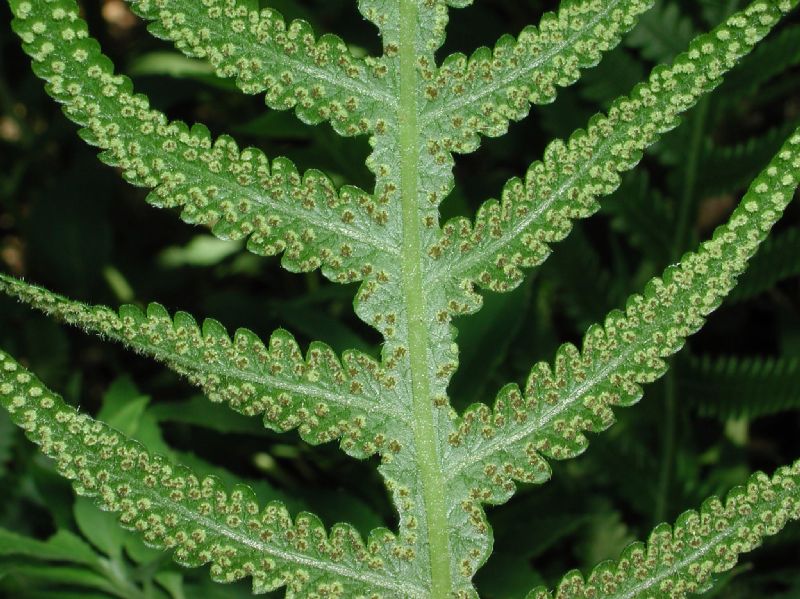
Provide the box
[0,276,405,457]
[528,460,800,598]
[10,0,394,281]
[430,0,797,300]
[421,0,654,152]
[444,127,800,507]
[0,351,422,598]
[125,0,394,136]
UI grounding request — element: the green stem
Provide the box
[397,2,453,596]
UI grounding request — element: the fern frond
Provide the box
[0,351,422,598]
[601,171,673,263]
[419,0,653,152]
[696,123,798,198]
[10,0,395,282]
[528,460,800,599]
[358,0,472,57]
[124,0,392,137]
[429,0,796,299]
[729,226,800,301]
[0,275,403,458]
[441,127,800,506]
[683,354,800,419]
[625,0,696,61]
[719,23,800,96]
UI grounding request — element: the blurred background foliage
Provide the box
[0,0,799,597]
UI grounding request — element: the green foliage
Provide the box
[0,350,418,597]
[1,0,799,598]
[728,226,800,301]
[683,354,800,419]
[0,276,400,457]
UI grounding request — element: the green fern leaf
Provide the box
[729,226,800,301]
[718,23,800,96]
[0,351,423,597]
[10,0,393,281]
[419,0,653,153]
[441,127,800,505]
[125,0,392,137]
[429,0,789,299]
[528,460,800,598]
[683,354,800,419]
[0,275,401,459]
[4,0,800,596]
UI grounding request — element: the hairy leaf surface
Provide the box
[0,351,422,597]
[442,127,800,506]
[0,276,404,458]
[528,461,800,598]
[2,0,799,597]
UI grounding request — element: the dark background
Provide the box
[1,0,799,597]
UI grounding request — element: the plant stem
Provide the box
[397,2,453,596]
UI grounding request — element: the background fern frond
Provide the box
[0,350,421,597]
[0,275,402,458]
[600,171,673,264]
[696,123,799,198]
[528,460,800,598]
[682,354,800,419]
[717,23,800,96]
[624,0,696,61]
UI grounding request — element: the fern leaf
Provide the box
[579,47,646,107]
[601,171,673,263]
[10,0,394,282]
[429,0,795,298]
[441,127,800,506]
[0,351,422,598]
[696,123,798,198]
[358,0,472,57]
[0,275,402,459]
[124,0,392,137]
[719,23,800,96]
[419,0,653,152]
[625,0,696,62]
[683,354,800,419]
[528,461,800,598]
[729,226,800,301]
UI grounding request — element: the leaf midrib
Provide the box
[397,1,455,596]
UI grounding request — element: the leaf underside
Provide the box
[2,0,800,597]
